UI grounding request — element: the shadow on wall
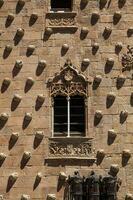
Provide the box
[44,159,95,167]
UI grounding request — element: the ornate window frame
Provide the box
[47,59,93,138]
[46,0,77,30]
[122,45,133,72]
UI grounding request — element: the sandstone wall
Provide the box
[0,0,133,199]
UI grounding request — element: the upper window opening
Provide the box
[51,0,72,11]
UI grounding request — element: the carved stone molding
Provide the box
[45,12,77,29]
[48,140,93,158]
[50,82,87,97]
[48,59,92,97]
[122,45,133,72]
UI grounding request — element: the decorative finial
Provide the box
[122,149,131,158]
[26,77,35,86]
[94,75,102,83]
[97,149,105,158]
[23,151,31,160]
[95,110,103,119]
[13,94,22,102]
[16,28,24,37]
[3,78,11,86]
[15,60,23,69]
[35,131,44,140]
[38,60,47,68]
[0,113,9,121]
[9,172,18,182]
[47,194,56,200]
[24,113,32,121]
[125,193,133,200]
[21,194,30,200]
[108,129,117,139]
[82,58,90,66]
[110,164,119,174]
[11,132,19,141]
[65,59,72,66]
[0,153,6,161]
[59,172,67,181]
[45,27,53,35]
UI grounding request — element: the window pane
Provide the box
[70,95,85,135]
[51,0,72,9]
[54,96,67,134]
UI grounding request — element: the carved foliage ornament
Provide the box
[46,13,77,27]
[48,17,75,26]
[122,45,133,72]
[49,142,92,157]
[48,59,92,97]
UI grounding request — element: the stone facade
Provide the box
[0,0,133,199]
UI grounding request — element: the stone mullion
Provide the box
[51,97,54,137]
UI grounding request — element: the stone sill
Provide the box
[47,26,78,30]
[46,12,77,17]
[45,157,96,161]
[49,137,93,142]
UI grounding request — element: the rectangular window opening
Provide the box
[51,0,72,11]
[53,95,85,137]
[70,96,85,136]
[54,96,67,136]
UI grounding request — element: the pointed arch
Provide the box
[48,59,92,97]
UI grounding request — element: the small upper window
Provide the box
[51,0,72,11]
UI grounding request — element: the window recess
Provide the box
[54,95,85,137]
[54,96,67,134]
[51,0,72,11]
[70,96,85,134]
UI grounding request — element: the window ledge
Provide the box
[45,157,96,161]
[46,12,78,29]
[49,137,93,142]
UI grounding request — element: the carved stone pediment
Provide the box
[122,45,133,72]
[45,12,77,29]
[48,59,92,97]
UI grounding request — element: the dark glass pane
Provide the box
[51,0,72,9]
[70,95,85,134]
[54,96,67,133]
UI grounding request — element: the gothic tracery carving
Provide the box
[122,45,133,72]
[48,59,92,97]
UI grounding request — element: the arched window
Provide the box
[48,59,92,137]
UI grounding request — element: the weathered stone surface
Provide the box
[0,0,132,199]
